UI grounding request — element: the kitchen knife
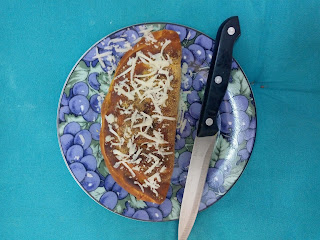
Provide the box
[178,16,241,240]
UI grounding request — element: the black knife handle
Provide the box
[197,16,241,137]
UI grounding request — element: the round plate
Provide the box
[57,23,257,222]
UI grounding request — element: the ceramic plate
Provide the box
[57,22,256,222]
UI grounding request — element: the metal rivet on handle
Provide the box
[205,118,214,126]
[215,76,222,84]
[227,27,235,35]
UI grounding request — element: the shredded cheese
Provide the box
[104,31,177,196]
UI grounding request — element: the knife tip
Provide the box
[178,234,186,240]
[178,224,189,240]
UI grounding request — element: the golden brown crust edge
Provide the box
[100,30,181,204]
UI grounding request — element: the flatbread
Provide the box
[100,30,181,204]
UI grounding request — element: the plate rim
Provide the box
[56,21,257,222]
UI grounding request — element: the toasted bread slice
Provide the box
[100,30,181,204]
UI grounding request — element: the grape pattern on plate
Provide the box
[57,23,256,222]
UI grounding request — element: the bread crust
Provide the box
[100,30,181,204]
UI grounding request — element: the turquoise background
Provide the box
[1,0,320,239]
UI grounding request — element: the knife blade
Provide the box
[178,16,241,240]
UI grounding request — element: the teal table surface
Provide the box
[1,1,320,239]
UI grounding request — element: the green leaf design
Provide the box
[228,70,241,96]
[97,71,112,84]
[184,144,193,153]
[96,115,102,125]
[89,62,106,75]
[86,122,93,129]
[90,132,104,170]
[223,160,246,190]
[88,87,99,100]
[229,69,255,117]
[210,136,230,167]
[91,140,105,168]
[85,62,109,98]
[237,138,247,151]
[228,132,246,151]
[177,147,187,155]
[184,129,195,152]
[246,101,256,117]
[229,69,251,98]
[240,80,251,97]
[166,198,180,220]
[198,89,205,101]
[96,150,104,169]
[90,187,106,200]
[114,199,127,214]
[151,23,165,31]
[64,114,88,128]
[64,114,86,123]
[65,61,90,95]
[113,194,131,214]
[98,72,112,94]
[128,194,147,209]
[58,121,69,136]
[91,140,100,155]
[179,90,190,104]
[182,31,200,48]
[98,161,109,177]
[100,84,109,96]
[185,135,194,145]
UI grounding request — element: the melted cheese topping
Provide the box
[105,35,176,196]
